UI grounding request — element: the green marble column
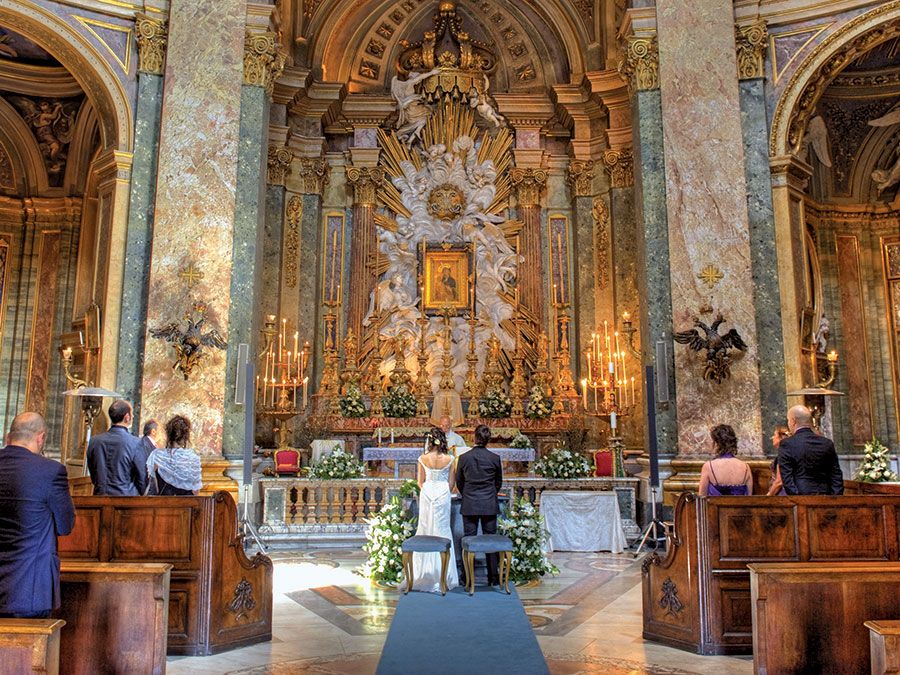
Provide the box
[222,84,268,459]
[567,160,596,381]
[116,71,163,420]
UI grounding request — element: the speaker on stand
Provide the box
[634,363,668,557]
[237,350,267,552]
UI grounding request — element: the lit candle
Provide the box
[294,331,299,360]
[827,350,838,363]
[378,427,382,445]
[390,428,395,445]
[623,311,631,323]
[631,376,636,406]
[610,411,617,430]
[303,376,309,409]
[78,331,84,346]
[586,351,592,382]
[621,350,627,390]
[581,378,588,409]
[604,320,609,346]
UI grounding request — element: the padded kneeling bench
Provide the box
[400,535,452,595]
[461,534,513,595]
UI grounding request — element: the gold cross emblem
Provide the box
[179,264,203,289]
[697,265,724,288]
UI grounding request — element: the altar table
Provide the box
[540,490,626,553]
[362,447,536,477]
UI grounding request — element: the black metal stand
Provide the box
[633,487,667,558]
[238,483,267,553]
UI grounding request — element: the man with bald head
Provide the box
[0,412,75,617]
[440,415,467,456]
[776,405,844,495]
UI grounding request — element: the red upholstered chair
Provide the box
[593,449,613,477]
[274,448,302,476]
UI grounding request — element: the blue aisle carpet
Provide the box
[376,586,549,674]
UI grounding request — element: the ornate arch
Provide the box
[770,0,900,157]
[0,96,48,195]
[0,0,132,152]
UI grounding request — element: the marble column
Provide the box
[511,168,548,327]
[737,21,787,445]
[656,0,763,456]
[567,160,597,370]
[261,147,288,323]
[140,0,248,456]
[116,14,167,419]
[345,167,384,342]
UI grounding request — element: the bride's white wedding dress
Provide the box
[410,456,459,593]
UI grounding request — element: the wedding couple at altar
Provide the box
[409,424,503,593]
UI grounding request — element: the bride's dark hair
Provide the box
[425,427,448,454]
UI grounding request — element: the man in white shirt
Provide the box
[440,416,467,456]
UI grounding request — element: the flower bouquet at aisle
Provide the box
[855,438,899,482]
[499,498,558,584]
[359,497,416,585]
[532,445,592,479]
[307,445,366,479]
[339,384,368,418]
[524,385,553,420]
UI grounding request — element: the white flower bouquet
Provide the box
[532,445,591,479]
[524,385,553,420]
[338,384,368,418]
[381,384,418,418]
[359,497,416,584]
[498,498,558,583]
[855,438,899,483]
[479,387,513,418]
[510,433,533,449]
[307,445,366,479]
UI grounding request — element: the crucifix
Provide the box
[179,263,204,289]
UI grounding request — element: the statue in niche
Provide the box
[9,96,76,179]
[391,69,440,146]
[799,115,832,168]
[814,315,830,354]
[469,75,505,129]
[868,109,900,194]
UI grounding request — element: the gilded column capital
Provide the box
[346,166,385,205]
[618,36,659,92]
[267,145,292,185]
[566,159,595,197]
[602,148,634,188]
[243,31,285,98]
[135,13,167,75]
[297,157,330,194]
[735,21,768,80]
[510,167,548,207]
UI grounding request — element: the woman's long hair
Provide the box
[425,427,448,454]
[710,424,738,457]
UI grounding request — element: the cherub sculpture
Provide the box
[150,303,227,380]
[674,314,748,384]
[469,75,505,129]
[391,69,440,146]
[8,97,76,176]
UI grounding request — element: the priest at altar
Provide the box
[438,416,468,456]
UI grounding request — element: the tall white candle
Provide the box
[610,411,617,430]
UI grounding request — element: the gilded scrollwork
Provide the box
[296,157,330,194]
[243,31,285,98]
[602,148,634,189]
[566,159,595,197]
[267,145,292,186]
[510,168,547,207]
[592,197,610,291]
[618,36,659,92]
[284,196,302,289]
[735,21,768,80]
[135,13,167,75]
[346,166,385,205]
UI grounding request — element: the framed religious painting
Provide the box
[419,242,474,316]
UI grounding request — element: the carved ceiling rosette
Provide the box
[566,159,595,197]
[267,145,292,185]
[735,21,768,80]
[510,167,547,207]
[618,35,659,92]
[602,148,634,188]
[243,31,285,98]
[135,13,167,75]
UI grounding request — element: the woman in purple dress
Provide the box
[699,424,753,496]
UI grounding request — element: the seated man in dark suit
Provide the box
[0,412,76,618]
[86,399,148,496]
[777,405,844,495]
[140,418,159,461]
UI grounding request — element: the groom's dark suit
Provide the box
[456,445,503,585]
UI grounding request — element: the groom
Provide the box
[456,424,503,587]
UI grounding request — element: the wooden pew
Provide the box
[867,620,900,675]
[0,619,65,674]
[750,563,900,674]
[59,562,170,675]
[58,491,273,656]
[642,493,900,655]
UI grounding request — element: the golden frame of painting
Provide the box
[421,244,474,315]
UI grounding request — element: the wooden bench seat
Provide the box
[0,618,65,675]
[867,620,900,675]
[642,493,900,655]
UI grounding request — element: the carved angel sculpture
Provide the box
[867,109,900,193]
[799,115,832,168]
[391,69,440,146]
[150,304,227,380]
[8,96,76,175]
[469,75,505,129]
[673,314,748,385]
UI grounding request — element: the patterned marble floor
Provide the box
[167,548,752,674]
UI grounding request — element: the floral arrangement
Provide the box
[498,498,558,584]
[524,385,553,420]
[855,438,898,483]
[338,384,368,418]
[510,433,532,449]
[479,387,512,418]
[307,445,366,479]
[532,445,592,479]
[381,384,418,418]
[398,479,420,498]
[359,497,416,584]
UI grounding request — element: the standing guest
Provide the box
[146,415,203,495]
[139,419,160,461]
[0,412,75,618]
[439,415,467,456]
[699,424,754,496]
[778,405,844,495]
[766,426,790,496]
[86,400,148,496]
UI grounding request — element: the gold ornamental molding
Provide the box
[510,167,548,207]
[618,36,659,92]
[566,159,595,198]
[135,13,166,75]
[284,195,302,289]
[243,31,285,98]
[296,157,329,194]
[592,197,610,291]
[267,145,292,185]
[346,166,385,206]
[602,148,634,188]
[735,20,768,80]
[770,1,900,156]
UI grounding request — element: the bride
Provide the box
[409,427,459,593]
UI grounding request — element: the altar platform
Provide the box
[362,446,536,477]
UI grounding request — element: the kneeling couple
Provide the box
[409,424,503,593]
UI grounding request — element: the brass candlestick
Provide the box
[414,316,431,416]
[258,316,310,447]
[462,315,481,413]
[509,314,527,416]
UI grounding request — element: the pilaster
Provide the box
[511,167,548,328]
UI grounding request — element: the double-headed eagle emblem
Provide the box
[150,303,227,380]
[673,314,748,385]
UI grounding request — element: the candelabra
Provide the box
[461,315,481,412]
[581,321,637,435]
[414,316,432,416]
[814,349,839,388]
[509,313,527,417]
[258,316,310,449]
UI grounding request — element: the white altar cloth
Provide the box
[311,439,345,463]
[540,490,626,553]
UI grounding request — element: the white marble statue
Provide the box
[469,76,505,129]
[800,115,832,168]
[867,109,900,194]
[391,69,440,146]
[814,315,830,354]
